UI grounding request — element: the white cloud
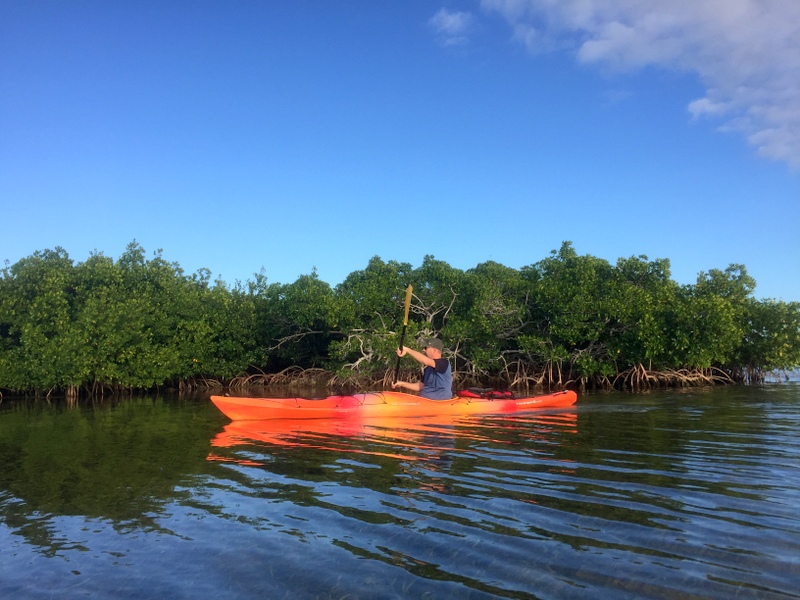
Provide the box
[481,0,800,168]
[429,8,475,46]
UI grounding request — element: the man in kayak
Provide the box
[392,338,453,400]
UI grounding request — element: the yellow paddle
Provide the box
[393,284,413,384]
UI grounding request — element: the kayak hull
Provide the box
[210,390,577,421]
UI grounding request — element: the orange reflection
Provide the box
[207,410,579,468]
[209,416,465,462]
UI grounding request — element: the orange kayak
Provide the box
[210,390,577,421]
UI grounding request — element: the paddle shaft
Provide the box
[393,284,413,383]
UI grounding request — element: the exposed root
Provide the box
[612,364,735,390]
[10,359,762,400]
[229,366,333,388]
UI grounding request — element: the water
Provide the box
[1,385,799,599]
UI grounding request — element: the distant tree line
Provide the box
[1,241,798,397]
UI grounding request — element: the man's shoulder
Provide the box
[433,357,451,373]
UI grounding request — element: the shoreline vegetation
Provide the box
[1,241,799,400]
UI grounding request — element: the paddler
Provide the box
[392,337,453,400]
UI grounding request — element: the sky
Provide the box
[2,0,799,301]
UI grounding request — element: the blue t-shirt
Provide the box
[421,358,453,400]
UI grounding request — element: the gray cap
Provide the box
[420,338,443,351]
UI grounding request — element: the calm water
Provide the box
[1,385,799,599]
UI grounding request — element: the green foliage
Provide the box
[738,299,800,375]
[518,243,616,382]
[327,257,415,378]
[0,242,255,393]
[604,254,677,366]
[1,241,798,395]
[255,269,340,369]
[446,261,531,376]
[666,265,756,369]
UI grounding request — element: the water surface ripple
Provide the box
[1,385,799,598]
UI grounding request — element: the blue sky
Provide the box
[2,1,799,300]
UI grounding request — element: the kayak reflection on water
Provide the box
[207,411,579,468]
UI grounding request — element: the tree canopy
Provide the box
[1,241,798,396]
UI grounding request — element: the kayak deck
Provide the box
[210,390,577,421]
